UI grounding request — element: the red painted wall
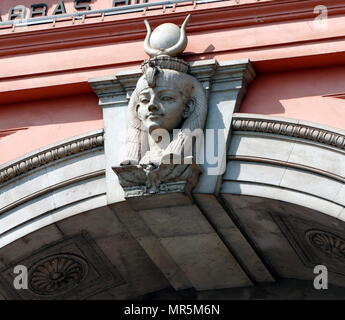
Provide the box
[1,0,131,21]
[0,94,102,164]
[240,65,345,130]
[1,0,345,165]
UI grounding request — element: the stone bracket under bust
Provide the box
[112,15,207,203]
[113,163,201,210]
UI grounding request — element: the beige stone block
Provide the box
[229,134,295,161]
[137,236,191,291]
[138,205,213,238]
[160,233,252,290]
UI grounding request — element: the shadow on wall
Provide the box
[0,127,28,140]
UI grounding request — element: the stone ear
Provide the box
[182,98,195,118]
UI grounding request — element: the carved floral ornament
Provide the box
[232,117,345,149]
[306,230,345,262]
[113,15,207,197]
[29,254,88,296]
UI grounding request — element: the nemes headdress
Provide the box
[122,14,208,165]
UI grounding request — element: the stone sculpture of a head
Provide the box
[122,15,207,166]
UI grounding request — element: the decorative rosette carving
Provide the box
[306,230,345,261]
[29,254,88,295]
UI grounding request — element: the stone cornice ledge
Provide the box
[232,113,345,152]
[89,58,255,106]
[1,0,345,57]
[0,129,104,185]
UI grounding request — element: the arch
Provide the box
[0,130,106,248]
[225,113,345,221]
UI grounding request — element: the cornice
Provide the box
[0,0,344,57]
[0,130,104,186]
[232,114,345,152]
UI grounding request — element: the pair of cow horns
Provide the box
[144,14,191,57]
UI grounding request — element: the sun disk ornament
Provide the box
[144,14,191,57]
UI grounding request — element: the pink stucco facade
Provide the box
[1,0,345,164]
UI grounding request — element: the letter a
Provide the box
[313,265,328,290]
[124,307,130,315]
[53,2,67,15]
[13,265,28,290]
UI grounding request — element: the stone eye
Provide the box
[161,96,174,102]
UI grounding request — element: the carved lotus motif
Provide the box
[113,163,201,197]
[29,254,88,295]
[306,230,345,261]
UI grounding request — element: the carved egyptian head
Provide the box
[122,15,207,165]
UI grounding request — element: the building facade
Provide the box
[1,0,345,299]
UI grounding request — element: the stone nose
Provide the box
[148,104,158,112]
[148,97,160,112]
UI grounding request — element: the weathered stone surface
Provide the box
[136,236,192,291]
[223,194,345,288]
[113,163,201,210]
[110,202,193,290]
[160,233,251,290]
[138,205,213,238]
[197,279,345,300]
[0,224,62,269]
[111,201,252,291]
[135,204,252,290]
[222,181,343,218]
[0,205,171,300]
[194,193,274,283]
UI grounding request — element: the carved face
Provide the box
[136,84,188,133]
